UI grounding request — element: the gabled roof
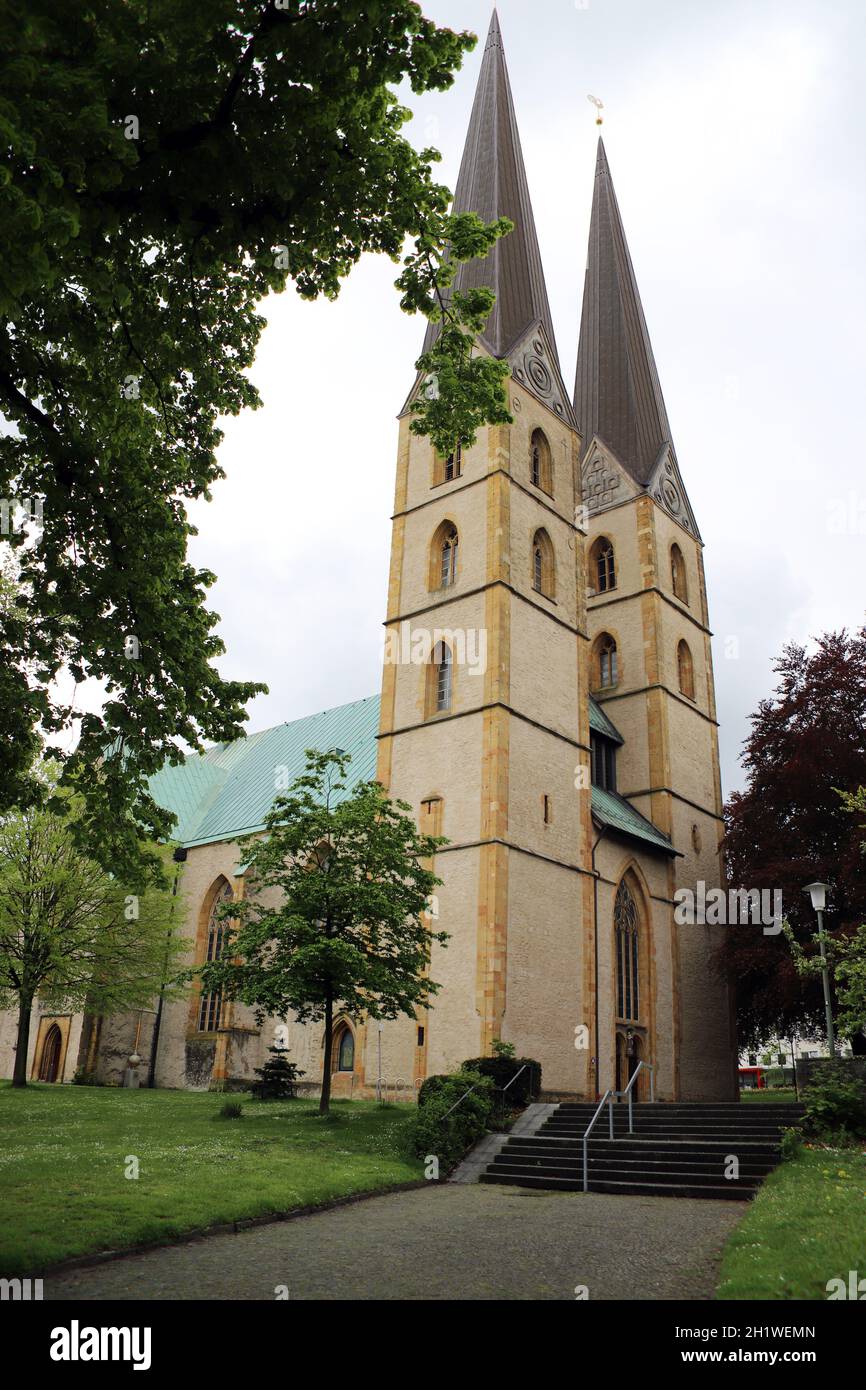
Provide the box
[589,694,624,745]
[591,785,679,857]
[574,139,676,484]
[148,695,380,849]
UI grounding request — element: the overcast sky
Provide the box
[183,0,865,798]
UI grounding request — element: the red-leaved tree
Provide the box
[719,628,866,1050]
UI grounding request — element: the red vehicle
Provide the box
[738,1065,766,1090]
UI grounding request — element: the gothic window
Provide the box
[198,880,233,1032]
[532,528,555,598]
[530,428,553,494]
[594,633,618,689]
[615,878,640,1024]
[335,1025,355,1073]
[590,537,616,593]
[440,525,458,588]
[425,640,452,717]
[677,639,695,700]
[671,544,688,603]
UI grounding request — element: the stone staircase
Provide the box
[479,1101,803,1200]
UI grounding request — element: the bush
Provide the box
[460,1053,542,1109]
[780,1126,803,1161]
[216,1100,244,1120]
[417,1073,453,1108]
[71,1068,103,1086]
[410,1069,495,1172]
[802,1060,866,1140]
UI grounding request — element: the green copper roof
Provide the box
[148,694,381,849]
[591,785,678,856]
[149,689,672,860]
[589,695,624,744]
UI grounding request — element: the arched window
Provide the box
[671,544,688,603]
[429,521,459,590]
[677,639,695,700]
[590,537,616,593]
[198,880,233,1032]
[425,640,452,717]
[593,632,618,689]
[532,528,555,598]
[615,877,640,1023]
[334,1024,355,1073]
[530,428,553,494]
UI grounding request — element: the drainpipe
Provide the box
[148,846,187,1088]
[591,826,609,1100]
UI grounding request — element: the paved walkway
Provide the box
[47,1185,743,1301]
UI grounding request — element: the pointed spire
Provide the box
[574,139,675,483]
[422,11,560,368]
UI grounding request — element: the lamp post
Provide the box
[802,882,835,1058]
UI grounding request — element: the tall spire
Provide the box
[574,139,675,483]
[415,11,571,421]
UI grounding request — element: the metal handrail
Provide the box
[582,1088,615,1192]
[619,1059,655,1134]
[438,1062,533,1123]
[583,1061,656,1192]
[500,1062,529,1100]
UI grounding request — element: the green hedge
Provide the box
[410,1069,495,1172]
[461,1054,542,1107]
[802,1060,866,1140]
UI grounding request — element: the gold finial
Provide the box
[587,94,604,127]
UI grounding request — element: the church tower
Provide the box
[376,12,595,1094]
[575,139,736,1098]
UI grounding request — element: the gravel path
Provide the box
[46,1184,743,1301]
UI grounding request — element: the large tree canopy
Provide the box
[719,629,866,1049]
[0,0,511,885]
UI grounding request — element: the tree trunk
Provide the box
[12,992,34,1088]
[320,991,333,1115]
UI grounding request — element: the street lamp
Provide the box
[802,882,835,1057]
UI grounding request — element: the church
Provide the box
[0,14,737,1100]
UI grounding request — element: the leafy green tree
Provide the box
[0,779,183,1087]
[197,749,446,1114]
[0,1,511,883]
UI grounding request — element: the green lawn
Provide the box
[0,1083,422,1275]
[718,1146,866,1299]
[740,1088,800,1103]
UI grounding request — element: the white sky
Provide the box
[60,0,866,796]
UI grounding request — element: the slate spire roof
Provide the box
[421,10,558,364]
[573,138,675,484]
[411,11,572,421]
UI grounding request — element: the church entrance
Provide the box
[38,1023,62,1083]
[615,1029,647,1099]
